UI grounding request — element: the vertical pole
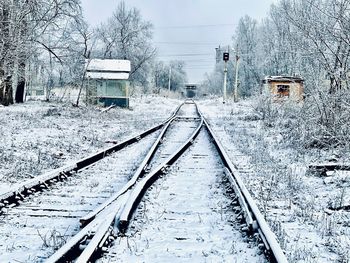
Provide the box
[223,61,227,104]
[126,81,129,108]
[234,54,239,102]
[168,66,172,91]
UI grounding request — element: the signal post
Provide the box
[223,52,229,104]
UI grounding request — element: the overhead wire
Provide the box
[155,23,236,29]
[152,24,230,79]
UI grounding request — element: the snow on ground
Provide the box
[198,97,350,262]
[98,105,266,263]
[0,96,179,193]
[1,94,349,262]
[0,132,158,262]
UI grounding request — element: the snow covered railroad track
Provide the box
[46,101,287,263]
[45,101,203,262]
[97,111,288,263]
[0,121,172,212]
[0,101,287,262]
[0,133,160,262]
[0,103,185,262]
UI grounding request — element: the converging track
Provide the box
[0,101,288,263]
[99,125,264,262]
[0,128,160,262]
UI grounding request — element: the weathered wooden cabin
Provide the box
[86,59,131,107]
[185,84,197,98]
[262,76,304,102]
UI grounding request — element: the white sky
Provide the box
[80,0,276,83]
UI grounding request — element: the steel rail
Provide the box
[60,104,201,262]
[118,110,203,232]
[47,102,287,262]
[202,117,288,263]
[46,194,129,263]
[48,117,177,262]
[46,102,191,262]
[79,114,178,227]
[0,103,183,211]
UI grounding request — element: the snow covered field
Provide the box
[0,95,349,262]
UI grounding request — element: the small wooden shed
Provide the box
[85,59,131,107]
[262,76,304,102]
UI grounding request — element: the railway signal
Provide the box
[223,52,229,103]
[223,52,229,62]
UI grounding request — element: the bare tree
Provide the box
[0,0,83,106]
[278,0,350,93]
[95,1,156,88]
[153,60,187,93]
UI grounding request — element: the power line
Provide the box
[158,53,213,57]
[154,41,219,46]
[156,23,236,29]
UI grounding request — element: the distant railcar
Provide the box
[185,84,197,98]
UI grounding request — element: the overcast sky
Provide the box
[80,0,276,83]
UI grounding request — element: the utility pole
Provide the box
[223,52,229,104]
[168,66,172,91]
[233,45,240,102]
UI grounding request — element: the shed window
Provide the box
[277,85,290,97]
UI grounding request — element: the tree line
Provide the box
[0,1,187,106]
[202,0,350,97]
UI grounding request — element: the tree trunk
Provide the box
[15,62,26,103]
[15,80,25,103]
[2,76,13,106]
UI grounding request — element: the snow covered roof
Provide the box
[86,59,131,80]
[263,75,304,83]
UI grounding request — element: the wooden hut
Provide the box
[86,59,131,107]
[262,76,304,102]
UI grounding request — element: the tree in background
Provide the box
[0,0,84,106]
[278,0,350,93]
[153,60,187,93]
[95,1,156,89]
[203,0,349,98]
[233,15,260,97]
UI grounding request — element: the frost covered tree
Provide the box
[278,0,350,93]
[233,15,260,96]
[95,1,156,88]
[0,0,84,106]
[227,0,350,96]
[153,60,187,93]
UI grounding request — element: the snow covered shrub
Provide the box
[251,94,278,127]
[297,90,350,149]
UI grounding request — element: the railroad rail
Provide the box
[0,103,183,212]
[0,100,288,263]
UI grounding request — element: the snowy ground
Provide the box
[0,132,158,262]
[199,97,350,262]
[100,129,266,263]
[0,96,178,193]
[0,95,349,262]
